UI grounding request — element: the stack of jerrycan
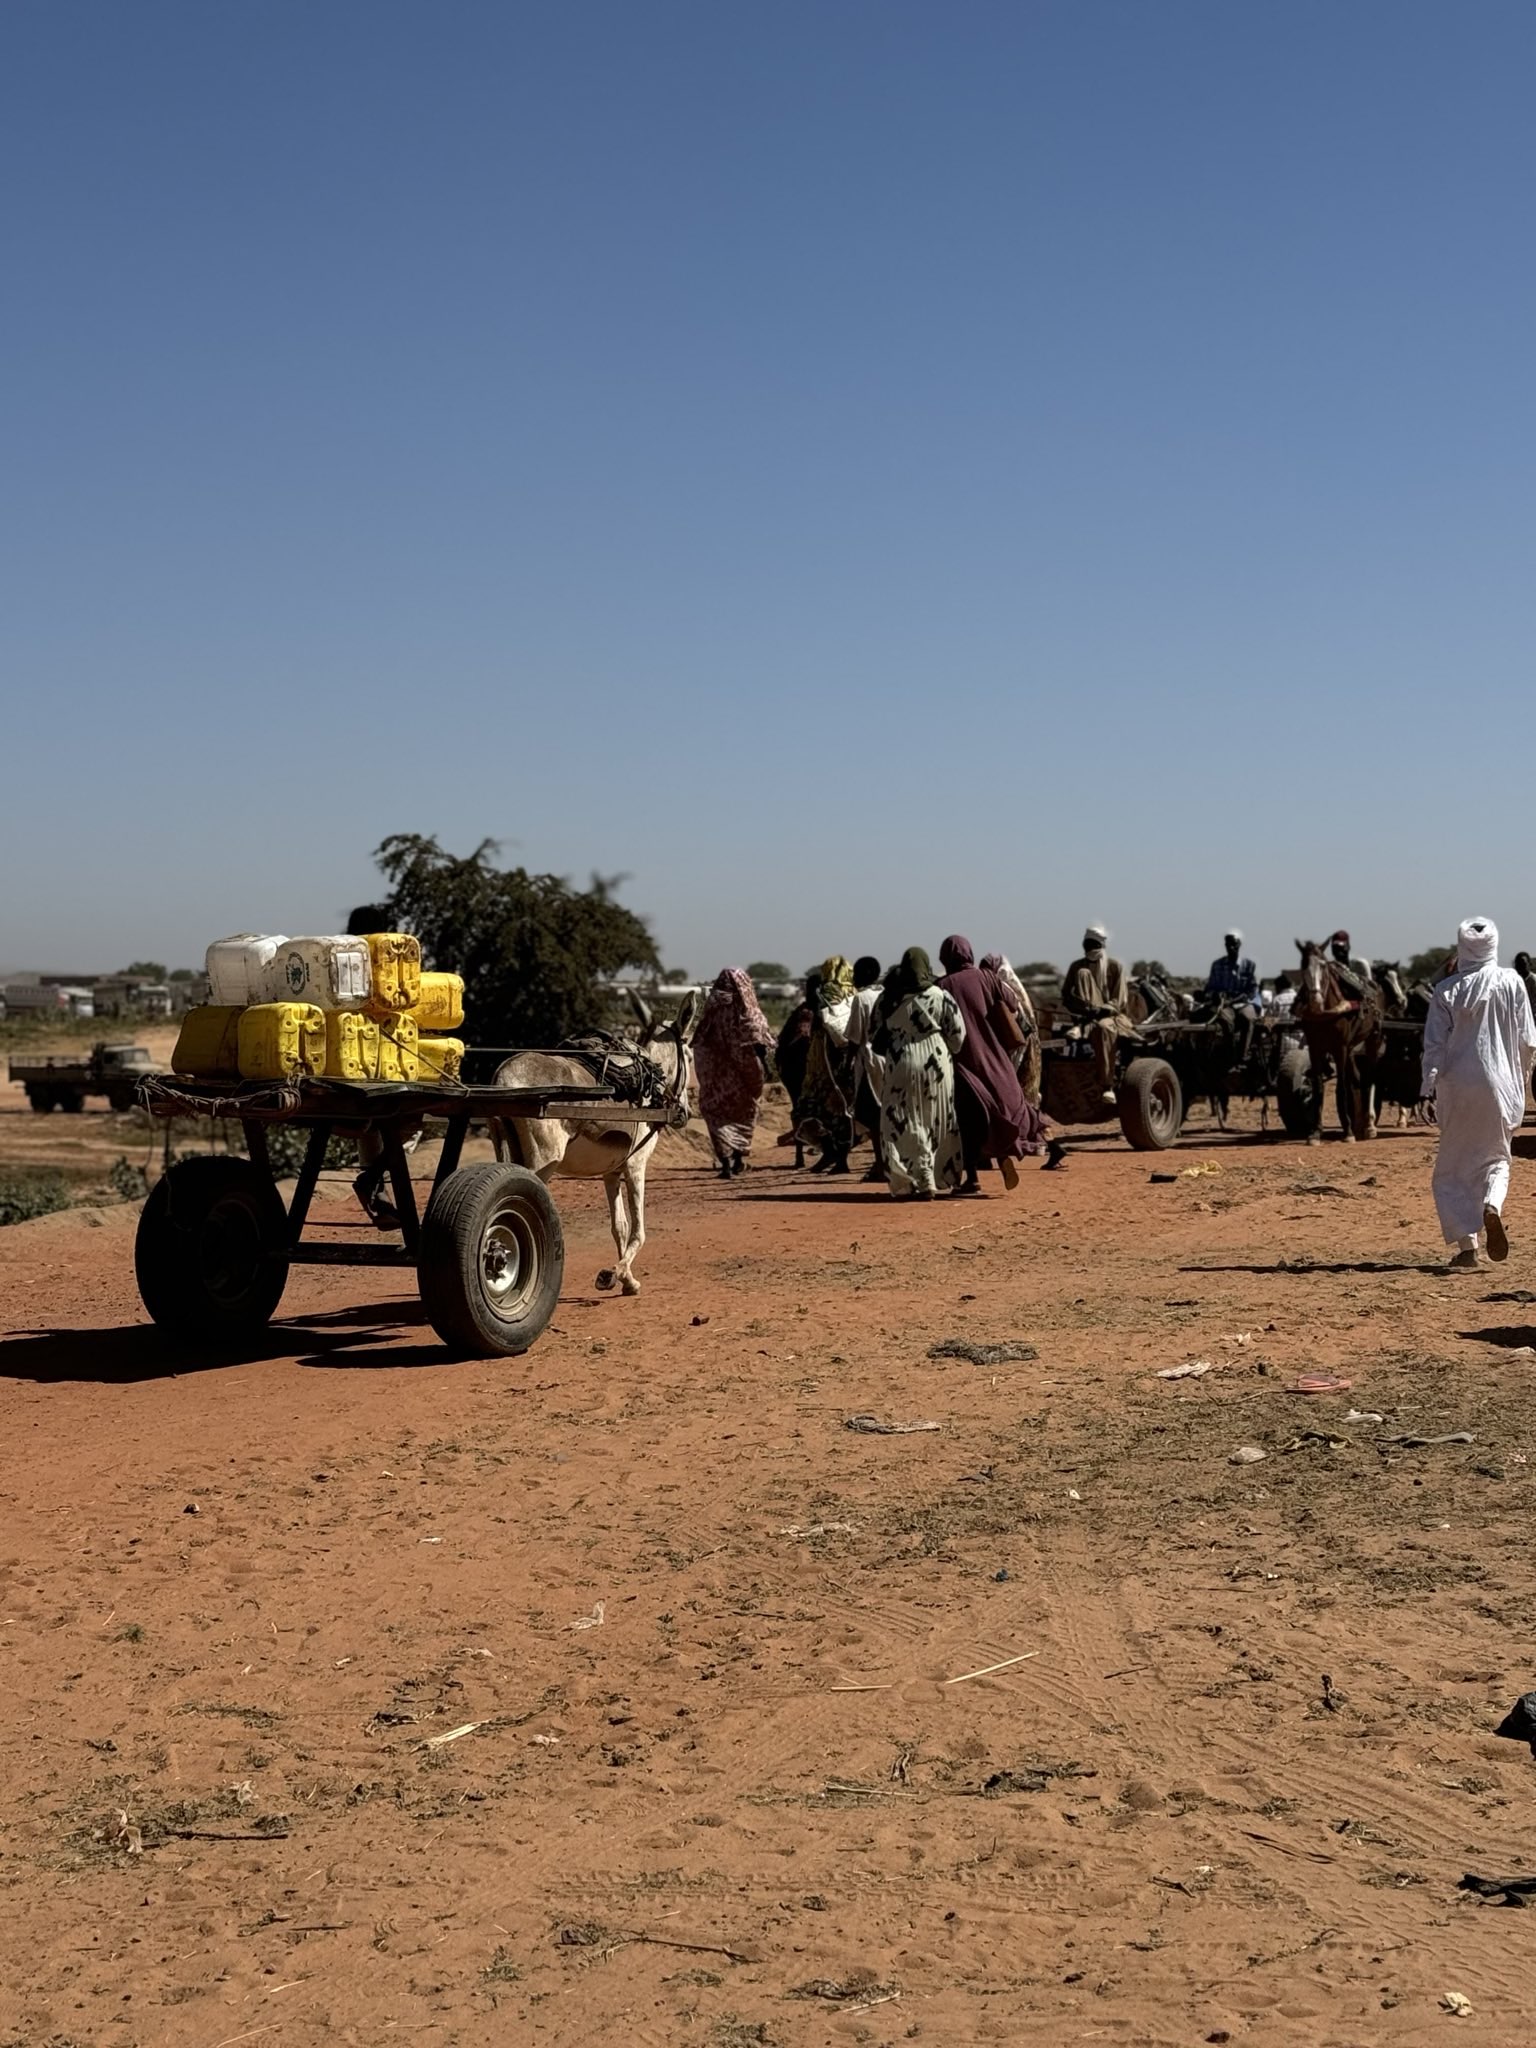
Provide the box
[173,934,463,1085]
[412,971,466,1082]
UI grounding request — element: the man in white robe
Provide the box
[1421,917,1536,1269]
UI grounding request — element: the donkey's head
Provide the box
[626,986,701,1096]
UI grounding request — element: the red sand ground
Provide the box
[5,1104,1536,2046]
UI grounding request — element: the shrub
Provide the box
[0,1169,73,1228]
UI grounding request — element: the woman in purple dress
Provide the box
[937,935,1047,1194]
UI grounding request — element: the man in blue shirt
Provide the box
[1205,930,1258,1004]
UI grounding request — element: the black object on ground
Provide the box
[1494,1692,1536,1755]
[1460,1872,1536,1906]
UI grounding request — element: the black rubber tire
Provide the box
[59,1091,84,1113]
[1275,1048,1316,1140]
[27,1087,55,1114]
[135,1156,290,1339]
[1117,1057,1184,1150]
[417,1163,564,1358]
[107,1089,137,1114]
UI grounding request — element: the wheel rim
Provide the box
[480,1203,540,1320]
[1151,1075,1178,1135]
[200,1198,268,1307]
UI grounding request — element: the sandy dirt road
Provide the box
[4,1110,1536,2045]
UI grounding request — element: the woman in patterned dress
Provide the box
[874,949,967,1199]
[693,967,775,1178]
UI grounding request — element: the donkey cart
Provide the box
[134,1075,677,1358]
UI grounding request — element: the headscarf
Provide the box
[697,966,772,1053]
[983,952,1034,1018]
[818,955,855,1001]
[878,947,935,1018]
[1457,917,1499,972]
[938,934,974,974]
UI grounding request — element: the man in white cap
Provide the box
[1421,916,1536,1270]
[1062,924,1134,1106]
[1204,929,1258,1004]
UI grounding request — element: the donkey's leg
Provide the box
[613,1152,650,1297]
[595,1171,627,1293]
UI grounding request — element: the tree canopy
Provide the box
[120,960,167,980]
[746,961,791,984]
[358,834,659,1048]
[1404,942,1456,984]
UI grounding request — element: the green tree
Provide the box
[1405,943,1455,985]
[1015,960,1061,981]
[167,967,197,982]
[120,960,167,980]
[746,961,791,984]
[1132,958,1170,981]
[660,967,691,984]
[361,834,659,1048]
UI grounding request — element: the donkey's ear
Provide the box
[1294,938,1305,956]
[675,989,703,1042]
[627,987,654,1034]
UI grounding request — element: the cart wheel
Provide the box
[1116,1058,1183,1150]
[135,1157,290,1339]
[417,1163,564,1358]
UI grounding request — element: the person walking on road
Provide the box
[938,935,1046,1194]
[873,948,966,1200]
[1421,917,1536,1270]
[694,967,775,1178]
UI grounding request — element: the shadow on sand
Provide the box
[0,1299,453,1386]
[1178,1259,1446,1277]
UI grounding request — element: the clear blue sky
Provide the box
[4,1,1533,982]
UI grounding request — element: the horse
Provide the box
[1291,939,1386,1143]
[489,991,699,1297]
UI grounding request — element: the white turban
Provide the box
[1457,917,1498,970]
[1084,922,1108,944]
[1225,928,1244,943]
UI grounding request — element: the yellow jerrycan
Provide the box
[415,1035,466,1083]
[238,1003,326,1081]
[324,1009,380,1080]
[377,1013,419,1082]
[172,1005,244,1079]
[364,933,422,1018]
[412,971,465,1033]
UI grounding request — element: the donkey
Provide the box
[1292,939,1386,1144]
[489,991,699,1297]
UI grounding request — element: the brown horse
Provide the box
[1291,939,1386,1143]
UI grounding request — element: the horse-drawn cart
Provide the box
[134,1075,679,1358]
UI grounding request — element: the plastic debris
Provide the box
[846,1414,942,1434]
[1377,1430,1475,1448]
[1289,1373,1352,1394]
[1441,1992,1474,2017]
[1230,1446,1267,1465]
[1157,1361,1213,1380]
[568,1602,606,1631]
[1341,1409,1385,1424]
